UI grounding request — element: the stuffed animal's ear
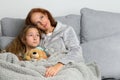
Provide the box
[25,56,31,60]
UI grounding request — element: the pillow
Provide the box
[1,18,25,37]
[81,34,120,78]
[55,14,81,41]
[80,8,120,43]
[0,36,14,50]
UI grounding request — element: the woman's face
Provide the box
[31,12,51,32]
[24,28,40,49]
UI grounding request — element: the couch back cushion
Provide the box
[1,18,25,37]
[80,8,120,43]
[0,14,81,50]
[55,14,80,41]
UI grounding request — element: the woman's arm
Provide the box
[59,26,84,64]
[45,26,84,77]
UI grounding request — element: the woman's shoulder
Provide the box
[52,21,75,36]
[57,21,74,31]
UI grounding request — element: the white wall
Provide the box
[0,0,120,19]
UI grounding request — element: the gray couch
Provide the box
[0,8,120,79]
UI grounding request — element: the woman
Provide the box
[6,25,43,60]
[25,8,100,79]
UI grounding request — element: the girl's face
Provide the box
[24,28,40,49]
[30,12,51,33]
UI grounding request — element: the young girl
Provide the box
[5,25,47,60]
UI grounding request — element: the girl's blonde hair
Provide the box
[5,25,41,55]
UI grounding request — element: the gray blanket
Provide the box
[0,52,101,80]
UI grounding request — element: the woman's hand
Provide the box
[45,62,64,77]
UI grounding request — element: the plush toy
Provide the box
[24,47,47,61]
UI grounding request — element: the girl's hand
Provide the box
[45,62,64,77]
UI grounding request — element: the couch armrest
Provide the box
[0,21,2,36]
